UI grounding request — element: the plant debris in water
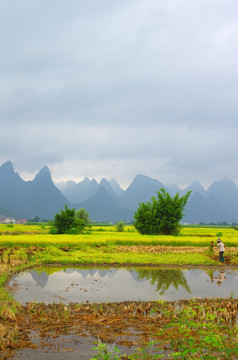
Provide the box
[0,298,237,359]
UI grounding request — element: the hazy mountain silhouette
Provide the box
[1,161,238,223]
[109,178,124,196]
[183,192,222,223]
[59,177,99,203]
[0,161,69,219]
[166,183,182,196]
[100,178,119,201]
[119,174,165,211]
[182,180,207,197]
[206,177,238,222]
[0,205,16,218]
[76,185,132,222]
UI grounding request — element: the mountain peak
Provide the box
[100,179,116,197]
[0,161,15,173]
[0,161,22,185]
[34,166,52,182]
[184,180,206,195]
[39,165,51,176]
[221,176,237,187]
[82,177,90,184]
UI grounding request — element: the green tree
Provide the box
[116,220,125,232]
[76,208,90,225]
[28,216,40,223]
[75,208,91,233]
[51,205,77,234]
[134,188,191,235]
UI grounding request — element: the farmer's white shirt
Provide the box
[217,242,225,252]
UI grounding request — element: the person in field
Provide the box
[208,240,214,255]
[217,238,225,262]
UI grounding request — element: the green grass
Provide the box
[33,246,216,266]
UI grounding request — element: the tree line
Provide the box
[51,189,191,235]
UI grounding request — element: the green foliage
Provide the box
[116,221,125,232]
[49,226,58,235]
[76,208,90,226]
[134,188,191,235]
[51,205,78,234]
[28,216,41,223]
[75,208,91,233]
[156,304,238,359]
[91,340,122,359]
[50,206,92,234]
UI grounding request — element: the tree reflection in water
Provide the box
[204,269,215,283]
[135,268,191,295]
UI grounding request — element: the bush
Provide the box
[50,205,91,234]
[49,227,57,235]
[134,188,191,235]
[51,205,78,234]
[116,221,125,232]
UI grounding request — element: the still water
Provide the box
[8,267,238,304]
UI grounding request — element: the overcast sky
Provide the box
[0,0,238,189]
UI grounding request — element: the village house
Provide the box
[3,218,16,224]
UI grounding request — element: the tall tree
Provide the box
[134,188,191,235]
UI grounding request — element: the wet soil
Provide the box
[1,298,237,359]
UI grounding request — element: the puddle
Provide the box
[8,267,238,304]
[6,333,98,360]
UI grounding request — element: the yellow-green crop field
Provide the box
[0,224,237,266]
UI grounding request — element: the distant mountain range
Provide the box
[1,161,238,224]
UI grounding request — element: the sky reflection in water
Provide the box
[8,267,238,305]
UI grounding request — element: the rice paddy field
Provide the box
[0,224,238,359]
[0,224,237,266]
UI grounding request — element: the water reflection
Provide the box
[135,268,191,295]
[8,267,238,305]
[217,270,226,286]
[204,269,227,286]
[30,270,49,289]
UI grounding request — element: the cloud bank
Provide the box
[0,0,238,188]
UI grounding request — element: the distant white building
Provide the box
[3,218,16,224]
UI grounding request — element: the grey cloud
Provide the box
[0,0,238,187]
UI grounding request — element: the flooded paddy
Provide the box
[8,266,238,304]
[2,266,238,360]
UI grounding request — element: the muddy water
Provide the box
[8,266,238,304]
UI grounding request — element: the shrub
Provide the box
[116,221,125,232]
[134,188,191,235]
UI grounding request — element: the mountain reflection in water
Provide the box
[8,267,238,304]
